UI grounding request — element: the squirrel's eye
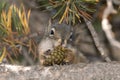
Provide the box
[50,28,55,36]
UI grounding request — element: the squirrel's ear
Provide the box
[47,18,53,32]
[48,18,52,27]
[44,18,53,36]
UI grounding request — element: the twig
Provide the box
[101,0,120,48]
[83,18,111,62]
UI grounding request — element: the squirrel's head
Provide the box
[47,19,73,47]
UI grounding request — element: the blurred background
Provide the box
[0,0,120,66]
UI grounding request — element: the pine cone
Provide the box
[42,45,75,66]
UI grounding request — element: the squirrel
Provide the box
[38,20,89,66]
